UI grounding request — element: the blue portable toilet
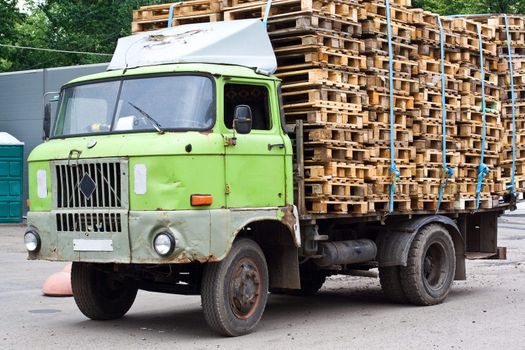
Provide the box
[0,133,23,223]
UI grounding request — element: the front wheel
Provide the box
[201,238,269,336]
[400,224,456,306]
[71,262,138,320]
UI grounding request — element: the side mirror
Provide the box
[42,92,59,141]
[233,105,252,135]
[43,102,52,140]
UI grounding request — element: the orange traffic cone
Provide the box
[42,263,73,297]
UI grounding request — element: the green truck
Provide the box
[25,20,508,336]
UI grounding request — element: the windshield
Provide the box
[53,75,215,137]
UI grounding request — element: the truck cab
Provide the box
[27,62,303,336]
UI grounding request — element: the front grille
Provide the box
[52,158,128,209]
[56,212,122,233]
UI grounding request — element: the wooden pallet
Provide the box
[306,199,368,214]
[224,0,362,21]
[361,17,415,42]
[367,197,412,213]
[278,68,366,90]
[271,33,364,54]
[361,37,417,58]
[133,0,222,21]
[266,12,362,37]
[285,108,367,126]
[275,47,367,71]
[364,123,413,143]
[304,126,366,144]
[368,91,415,110]
[305,162,376,180]
[374,163,415,178]
[366,75,418,96]
[305,179,367,199]
[363,1,414,23]
[132,12,221,32]
[366,55,417,76]
[282,90,365,112]
[411,196,456,211]
[304,144,370,162]
[449,17,496,40]
[413,27,460,47]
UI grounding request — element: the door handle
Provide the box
[268,143,285,151]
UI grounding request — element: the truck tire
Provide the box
[379,266,407,303]
[201,238,269,336]
[400,224,456,306]
[71,262,138,320]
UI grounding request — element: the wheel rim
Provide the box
[422,241,448,291]
[228,257,262,320]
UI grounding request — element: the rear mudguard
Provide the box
[376,215,465,280]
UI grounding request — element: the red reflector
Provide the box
[191,194,213,206]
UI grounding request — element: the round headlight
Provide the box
[24,231,40,252]
[153,232,175,257]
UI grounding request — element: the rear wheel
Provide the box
[400,224,456,306]
[201,238,269,336]
[71,262,137,320]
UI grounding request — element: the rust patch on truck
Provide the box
[279,205,296,231]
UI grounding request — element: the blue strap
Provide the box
[263,0,273,24]
[385,0,398,213]
[436,15,453,211]
[475,23,489,209]
[503,15,517,196]
[167,1,185,28]
[168,3,177,28]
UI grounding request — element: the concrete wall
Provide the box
[0,63,108,215]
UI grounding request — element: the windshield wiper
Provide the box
[128,102,165,134]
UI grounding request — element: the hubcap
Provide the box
[423,242,447,290]
[229,257,261,320]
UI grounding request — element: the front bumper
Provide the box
[27,210,212,263]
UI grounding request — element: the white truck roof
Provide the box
[108,19,277,74]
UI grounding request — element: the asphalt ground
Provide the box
[1,212,524,350]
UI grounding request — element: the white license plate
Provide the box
[73,239,113,252]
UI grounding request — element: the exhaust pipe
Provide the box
[315,239,377,267]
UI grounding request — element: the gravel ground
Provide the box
[1,213,524,350]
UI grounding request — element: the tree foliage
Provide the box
[412,0,525,15]
[1,0,170,72]
[1,0,524,72]
[0,0,24,71]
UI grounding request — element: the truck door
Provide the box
[222,81,286,208]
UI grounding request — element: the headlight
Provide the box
[24,230,41,252]
[153,232,175,257]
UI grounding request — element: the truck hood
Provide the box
[28,132,225,162]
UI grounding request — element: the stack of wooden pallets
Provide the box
[131,1,524,215]
[448,17,501,209]
[490,16,525,194]
[408,10,461,211]
[267,0,371,214]
[357,0,417,212]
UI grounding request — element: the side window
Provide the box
[224,84,271,130]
